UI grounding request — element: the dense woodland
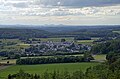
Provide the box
[16,54,93,65]
[0,26,120,39]
[0,28,49,39]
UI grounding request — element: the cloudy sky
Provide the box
[0,0,120,25]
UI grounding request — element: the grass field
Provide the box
[36,37,97,45]
[76,40,94,45]
[0,59,16,64]
[0,39,22,44]
[93,54,106,62]
[113,31,120,34]
[0,39,30,52]
[0,62,99,79]
[37,37,74,42]
[0,56,16,64]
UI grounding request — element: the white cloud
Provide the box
[0,0,120,25]
[0,0,120,16]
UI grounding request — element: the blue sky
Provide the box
[0,0,120,25]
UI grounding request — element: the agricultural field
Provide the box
[0,59,16,64]
[113,31,120,34]
[0,39,21,43]
[93,55,106,60]
[0,39,30,52]
[76,40,94,45]
[38,37,74,42]
[92,54,106,62]
[0,56,16,64]
[0,62,99,79]
[35,37,98,45]
[75,37,99,45]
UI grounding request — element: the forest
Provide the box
[0,26,120,39]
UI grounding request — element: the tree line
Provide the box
[16,55,93,65]
[0,27,119,39]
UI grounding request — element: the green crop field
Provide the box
[38,37,74,42]
[93,55,106,61]
[113,31,120,34]
[76,40,94,45]
[0,62,99,79]
[92,54,106,63]
[0,39,22,44]
[0,39,30,52]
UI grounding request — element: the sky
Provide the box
[0,0,120,25]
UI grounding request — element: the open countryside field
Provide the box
[0,39,21,43]
[0,39,30,52]
[113,31,120,34]
[37,37,74,42]
[0,62,99,79]
[76,40,94,45]
[93,54,106,61]
[36,37,98,45]
[0,59,16,64]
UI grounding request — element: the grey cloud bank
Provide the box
[35,0,120,7]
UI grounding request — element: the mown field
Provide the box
[93,54,106,61]
[76,40,94,45]
[38,37,74,42]
[113,31,120,34]
[0,62,99,79]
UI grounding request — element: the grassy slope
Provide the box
[0,62,99,78]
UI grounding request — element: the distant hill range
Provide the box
[0,25,120,33]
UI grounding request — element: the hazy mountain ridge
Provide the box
[0,25,120,33]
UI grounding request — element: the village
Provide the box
[24,41,92,56]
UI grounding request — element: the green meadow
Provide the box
[113,31,120,34]
[0,62,99,79]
